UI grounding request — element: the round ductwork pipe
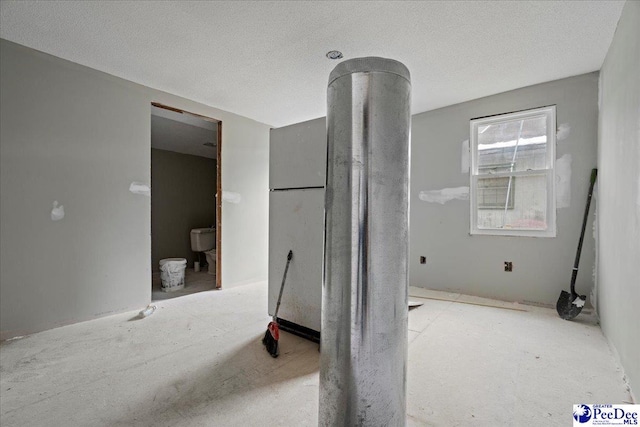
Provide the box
[320,57,411,426]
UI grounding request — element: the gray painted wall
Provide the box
[597,0,639,399]
[269,74,598,307]
[151,149,216,270]
[0,40,269,340]
[410,73,599,306]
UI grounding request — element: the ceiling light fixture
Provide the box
[326,50,343,60]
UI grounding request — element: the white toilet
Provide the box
[190,228,216,275]
[204,249,216,275]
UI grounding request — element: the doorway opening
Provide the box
[150,102,222,301]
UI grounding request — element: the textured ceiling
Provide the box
[0,1,625,127]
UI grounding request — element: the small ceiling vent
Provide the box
[203,142,216,148]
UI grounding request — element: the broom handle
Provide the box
[274,250,293,320]
[570,169,597,296]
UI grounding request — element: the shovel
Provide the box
[556,168,597,320]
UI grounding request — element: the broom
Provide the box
[262,250,293,357]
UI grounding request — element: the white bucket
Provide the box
[159,258,187,292]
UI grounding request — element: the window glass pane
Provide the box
[476,175,547,230]
[477,116,547,174]
[478,176,514,209]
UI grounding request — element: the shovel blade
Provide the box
[556,290,585,320]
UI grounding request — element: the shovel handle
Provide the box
[570,169,597,296]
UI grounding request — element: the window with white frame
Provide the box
[470,106,556,237]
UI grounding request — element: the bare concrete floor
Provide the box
[0,282,632,426]
[152,268,216,302]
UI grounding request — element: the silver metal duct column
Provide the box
[320,57,411,426]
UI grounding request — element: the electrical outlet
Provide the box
[420,256,426,264]
[504,261,513,272]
